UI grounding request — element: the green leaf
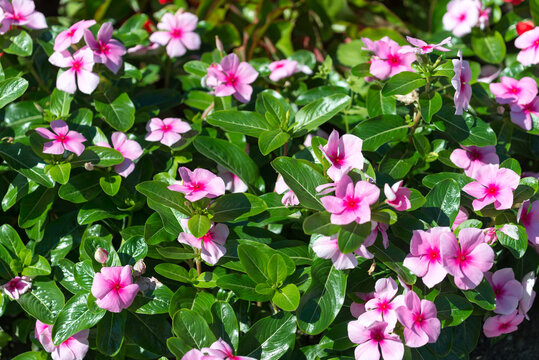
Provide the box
[382,72,426,96]
[216,274,272,302]
[352,115,407,151]
[435,294,474,327]
[2,174,39,211]
[272,284,300,311]
[155,246,196,260]
[118,237,147,265]
[422,173,473,189]
[258,91,289,126]
[370,242,417,285]
[47,163,71,185]
[206,111,272,137]
[433,108,497,147]
[77,197,127,225]
[22,255,51,277]
[267,254,288,285]
[496,224,528,259]
[379,145,419,180]
[187,214,211,238]
[514,177,539,204]
[18,187,56,229]
[74,260,94,290]
[71,146,124,168]
[58,172,102,203]
[94,92,135,132]
[3,30,33,56]
[183,60,210,77]
[0,224,25,259]
[172,309,216,348]
[293,94,350,132]
[155,263,192,283]
[211,301,239,350]
[366,85,396,117]
[97,311,126,356]
[462,278,496,311]
[422,179,460,227]
[125,313,170,355]
[50,89,73,118]
[297,259,347,335]
[133,284,173,315]
[210,193,268,222]
[237,244,270,284]
[11,352,47,360]
[337,222,371,254]
[0,143,54,188]
[303,212,340,236]
[471,30,506,64]
[18,280,65,324]
[136,181,191,216]
[52,292,105,345]
[258,130,290,156]
[419,92,442,123]
[99,174,122,196]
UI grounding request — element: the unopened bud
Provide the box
[133,259,146,276]
[215,36,224,53]
[483,228,497,245]
[94,248,108,264]
[497,106,505,115]
[84,162,94,171]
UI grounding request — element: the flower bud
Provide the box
[94,248,108,264]
[84,162,94,171]
[483,227,497,245]
[133,259,146,276]
[516,20,534,36]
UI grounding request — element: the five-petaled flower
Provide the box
[95,132,143,177]
[443,0,479,36]
[483,310,524,338]
[450,145,499,178]
[145,117,191,147]
[207,53,259,103]
[1,276,31,300]
[169,167,225,202]
[201,338,256,360]
[54,19,95,51]
[396,290,441,348]
[489,76,537,105]
[84,22,126,73]
[362,36,416,80]
[178,221,229,265]
[91,265,140,313]
[451,50,472,115]
[348,320,404,360]
[0,0,47,34]
[275,175,300,207]
[518,200,539,249]
[35,320,89,360]
[150,10,201,58]
[402,36,451,54]
[485,268,524,315]
[312,234,358,270]
[48,47,100,95]
[320,130,364,181]
[515,26,539,66]
[357,277,404,329]
[36,119,87,156]
[509,97,539,131]
[268,59,312,81]
[384,181,411,211]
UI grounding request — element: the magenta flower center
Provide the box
[377,299,392,314]
[8,12,25,21]
[388,54,400,66]
[71,59,83,72]
[331,154,344,166]
[499,322,509,330]
[520,210,531,226]
[370,329,385,343]
[161,124,171,132]
[202,232,213,243]
[274,63,284,69]
[56,134,68,143]
[413,312,424,324]
[486,184,499,196]
[468,149,482,161]
[188,182,204,192]
[458,13,466,22]
[493,285,503,297]
[456,249,469,265]
[68,29,76,37]
[98,41,110,55]
[428,248,440,261]
[225,74,238,86]
[344,196,359,210]
[422,45,433,52]
[171,28,183,39]
[113,282,122,291]
[509,87,520,95]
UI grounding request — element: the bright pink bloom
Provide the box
[275,175,299,207]
[218,165,247,193]
[84,22,126,73]
[0,0,47,33]
[35,119,86,156]
[48,47,99,94]
[357,278,403,329]
[452,50,472,115]
[321,175,379,225]
[96,132,143,177]
[519,271,536,319]
[178,221,228,265]
[396,291,440,348]
[202,338,256,360]
[518,200,539,247]
[208,53,259,103]
[268,59,311,81]
[485,268,524,315]
[348,320,404,360]
[515,27,539,66]
[404,228,450,288]
[510,97,539,131]
[1,276,31,300]
[452,207,469,230]
[145,117,191,147]
[403,36,451,54]
[362,36,415,80]
[35,320,89,360]
[169,167,225,202]
[320,130,364,181]
[91,265,139,313]
[384,181,411,211]
[489,77,537,105]
[462,164,520,211]
[441,227,494,290]
[450,145,499,178]
[54,19,95,51]
[483,310,524,338]
[312,234,358,270]
[443,0,479,37]
[150,10,200,58]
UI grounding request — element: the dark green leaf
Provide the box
[206,111,271,137]
[462,278,496,311]
[258,130,290,156]
[419,92,442,123]
[435,294,473,327]
[18,280,65,324]
[97,311,126,356]
[422,179,460,227]
[94,92,135,132]
[210,193,267,222]
[352,115,407,151]
[0,143,54,188]
[382,72,426,96]
[471,30,506,64]
[136,181,191,216]
[337,222,371,254]
[172,309,216,348]
[211,301,239,350]
[188,215,211,238]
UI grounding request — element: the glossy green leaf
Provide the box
[94,92,135,132]
[435,294,474,327]
[18,280,65,324]
[136,181,191,216]
[293,94,350,132]
[188,214,211,238]
[462,278,496,311]
[422,179,460,227]
[211,301,239,350]
[206,111,272,137]
[272,284,300,311]
[382,71,426,96]
[97,311,126,356]
[337,222,372,254]
[0,143,54,188]
[471,30,506,64]
[0,77,28,109]
[172,309,216,348]
[419,92,442,123]
[210,193,267,222]
[258,130,290,156]
[352,115,407,151]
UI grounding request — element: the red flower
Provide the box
[158,0,173,4]
[516,20,535,36]
[503,0,525,5]
[143,19,155,33]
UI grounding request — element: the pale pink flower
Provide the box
[362,36,415,80]
[515,26,539,66]
[402,36,451,54]
[348,320,404,360]
[275,175,299,207]
[202,338,256,360]
[486,268,524,315]
[396,291,441,348]
[519,271,536,319]
[518,200,539,247]
[169,167,225,202]
[483,310,524,338]
[441,227,494,290]
[510,97,539,131]
[450,145,499,178]
[84,22,126,74]
[357,222,389,260]
[145,117,191,147]
[203,62,222,90]
[268,59,312,81]
[1,276,31,300]
[462,164,520,211]
[95,132,143,177]
[452,50,472,115]
[443,0,480,37]
[404,228,451,288]
[351,292,375,318]
[312,234,358,270]
[208,53,259,103]
[54,19,95,52]
[489,76,537,105]
[150,10,200,58]
[35,119,86,156]
[357,278,403,329]
[179,221,228,265]
[384,181,411,211]
[0,0,47,33]
[127,42,160,55]
[320,130,364,181]
[452,207,469,230]
[181,349,205,360]
[35,320,89,360]
[217,164,247,193]
[48,47,99,95]
[321,175,379,226]
[91,265,139,313]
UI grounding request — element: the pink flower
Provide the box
[452,207,469,230]
[519,271,536,319]
[181,349,206,360]
[202,338,256,360]
[485,268,524,315]
[351,292,375,318]
[0,0,47,33]
[515,26,539,66]
[321,175,379,225]
[320,130,364,181]
[396,291,441,348]
[357,278,403,329]
[450,145,499,178]
[48,47,99,95]
[84,22,126,74]
[518,200,539,247]
[95,132,143,177]
[268,59,312,81]
[91,265,139,313]
[509,97,539,131]
[462,164,520,211]
[348,320,404,360]
[489,77,538,105]
[275,175,299,207]
[217,164,247,193]
[169,167,225,202]
[35,119,86,156]
[1,276,31,300]
[150,10,200,58]
[476,4,491,30]
[312,234,358,270]
[363,36,415,80]
[384,181,411,211]
[441,227,494,290]
[178,221,228,265]
[483,227,497,245]
[451,50,472,115]
[443,0,479,37]
[54,19,95,52]
[145,117,191,147]
[403,36,451,54]
[35,320,89,360]
[208,53,259,103]
[404,228,450,288]
[483,310,524,338]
